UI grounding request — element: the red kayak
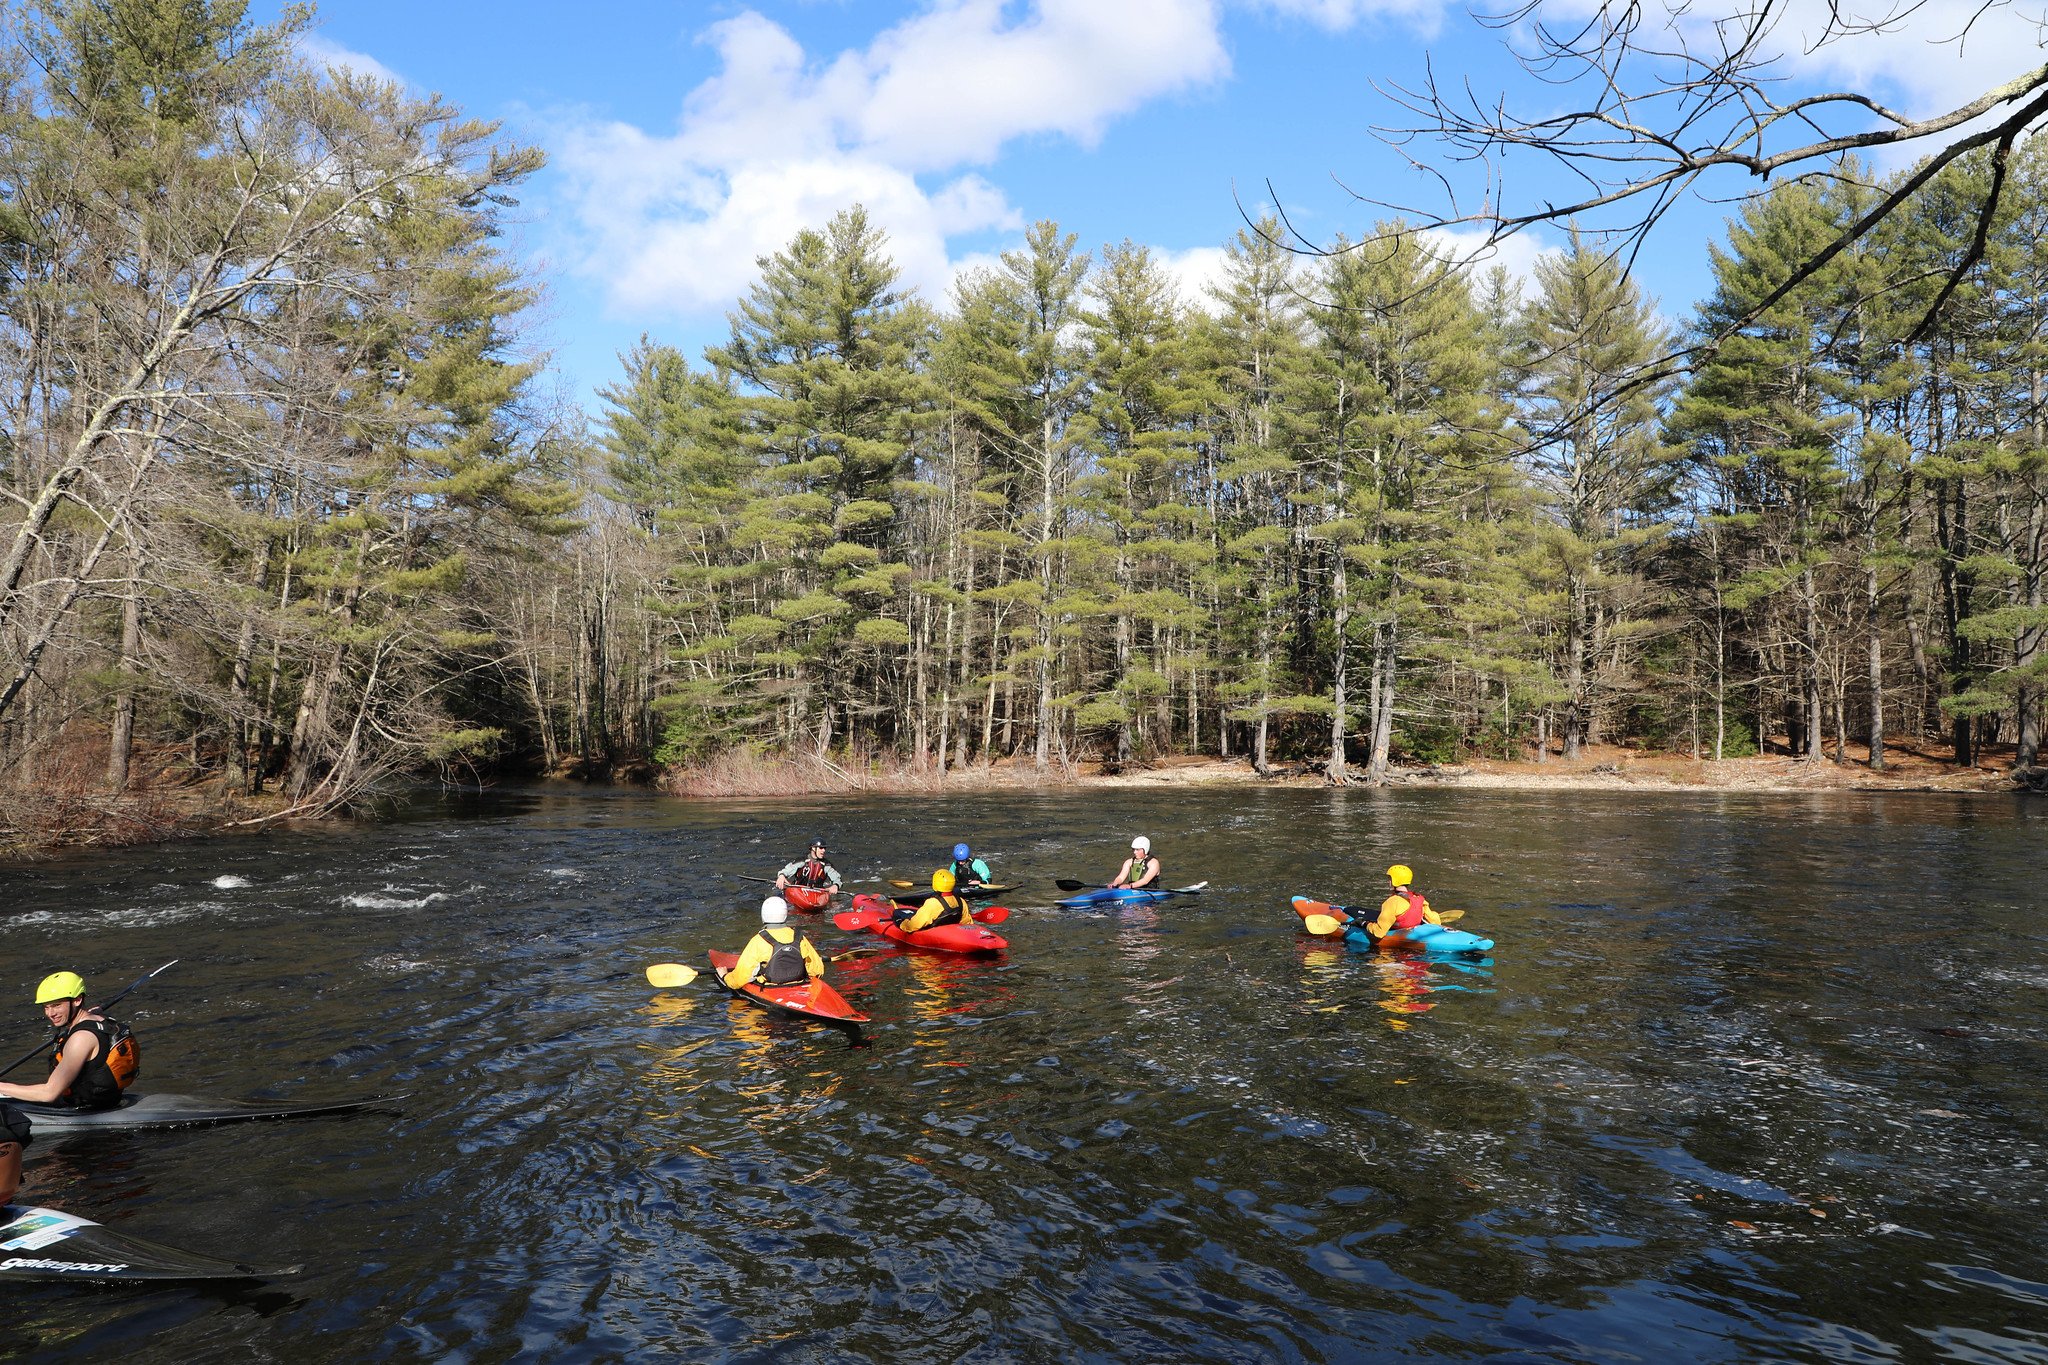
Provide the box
[705,949,870,1026]
[846,894,1009,954]
[783,884,836,913]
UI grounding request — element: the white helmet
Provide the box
[1131,835,1151,853]
[760,896,789,924]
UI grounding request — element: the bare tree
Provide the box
[1337,0,2048,366]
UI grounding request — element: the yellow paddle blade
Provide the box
[1303,913,1346,936]
[1437,909,1465,923]
[646,963,698,988]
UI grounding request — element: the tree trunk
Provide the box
[105,581,143,791]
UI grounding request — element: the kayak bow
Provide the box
[0,1205,299,1282]
[782,884,836,913]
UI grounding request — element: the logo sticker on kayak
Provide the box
[0,1209,90,1250]
[0,1255,127,1272]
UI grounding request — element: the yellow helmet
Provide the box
[1386,864,1413,888]
[932,868,957,893]
[35,971,85,1004]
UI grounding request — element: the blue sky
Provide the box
[279,1,2027,407]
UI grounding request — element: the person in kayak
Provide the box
[893,869,973,932]
[1358,864,1445,941]
[775,840,842,897]
[722,897,826,988]
[1108,836,1161,889]
[0,1103,27,1202]
[948,843,992,890]
[0,972,139,1112]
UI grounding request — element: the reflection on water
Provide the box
[0,783,2043,1362]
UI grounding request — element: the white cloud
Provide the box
[1247,0,1457,34]
[299,33,402,87]
[1157,246,1235,313]
[1419,226,1558,292]
[553,2,1231,324]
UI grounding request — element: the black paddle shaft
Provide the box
[0,959,178,1080]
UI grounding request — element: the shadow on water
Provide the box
[0,783,2045,1360]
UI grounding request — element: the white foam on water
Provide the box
[210,875,251,889]
[344,888,454,911]
[548,869,581,878]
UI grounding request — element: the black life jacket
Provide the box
[50,1016,137,1111]
[758,926,811,985]
[949,859,981,887]
[931,891,970,925]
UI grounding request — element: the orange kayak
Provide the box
[705,949,869,1027]
[783,884,836,912]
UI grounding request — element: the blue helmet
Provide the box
[952,843,970,860]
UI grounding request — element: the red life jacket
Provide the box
[1393,888,1430,931]
[792,859,831,888]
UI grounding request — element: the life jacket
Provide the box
[1130,855,1161,885]
[949,859,981,887]
[757,926,811,986]
[929,891,969,926]
[790,859,832,889]
[50,1015,137,1111]
[1392,887,1430,931]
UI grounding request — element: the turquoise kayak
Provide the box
[1344,921,1494,954]
[1056,882,1205,909]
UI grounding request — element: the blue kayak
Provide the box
[1055,882,1206,909]
[1344,921,1494,954]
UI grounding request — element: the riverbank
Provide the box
[3,738,2024,862]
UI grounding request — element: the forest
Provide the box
[2,0,2045,838]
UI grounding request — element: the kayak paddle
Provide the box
[1058,879,1208,896]
[1054,879,1098,892]
[646,963,699,988]
[0,958,180,1079]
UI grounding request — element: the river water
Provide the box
[0,784,2044,1362]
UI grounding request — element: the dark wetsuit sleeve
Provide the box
[0,1103,30,1148]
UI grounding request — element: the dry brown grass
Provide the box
[659,749,1085,798]
[0,729,268,861]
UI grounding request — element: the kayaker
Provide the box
[948,843,992,890]
[0,972,139,1112]
[1359,864,1444,942]
[722,897,826,989]
[1108,836,1161,889]
[893,869,973,932]
[0,1103,27,1201]
[775,840,842,897]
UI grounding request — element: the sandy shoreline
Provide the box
[1082,753,2019,796]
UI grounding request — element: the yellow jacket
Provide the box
[1365,890,1441,938]
[898,892,971,934]
[723,925,825,988]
